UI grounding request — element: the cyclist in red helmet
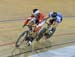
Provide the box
[23,9,46,45]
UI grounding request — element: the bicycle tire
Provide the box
[36,28,46,41]
[15,31,28,47]
[46,28,56,38]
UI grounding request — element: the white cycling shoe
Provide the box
[48,30,53,35]
[27,41,32,46]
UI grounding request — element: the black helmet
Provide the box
[51,12,57,17]
[33,9,38,13]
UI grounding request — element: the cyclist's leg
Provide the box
[45,19,54,35]
[48,20,57,34]
[34,20,46,41]
[27,18,38,45]
[27,19,36,34]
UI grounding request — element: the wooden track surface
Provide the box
[0,0,75,57]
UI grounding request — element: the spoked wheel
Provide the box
[36,28,46,41]
[36,27,56,41]
[16,31,28,47]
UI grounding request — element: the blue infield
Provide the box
[28,46,75,57]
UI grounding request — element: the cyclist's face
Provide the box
[34,13,39,18]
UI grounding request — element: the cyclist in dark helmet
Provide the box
[45,11,63,35]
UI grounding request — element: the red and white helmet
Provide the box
[32,9,40,17]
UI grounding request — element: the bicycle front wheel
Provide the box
[15,31,28,47]
[36,28,46,41]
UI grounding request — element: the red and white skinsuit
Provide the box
[23,13,46,32]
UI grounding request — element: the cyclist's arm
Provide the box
[44,15,50,25]
[27,17,36,26]
[22,17,31,28]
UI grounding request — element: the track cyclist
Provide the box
[45,11,63,36]
[23,8,46,45]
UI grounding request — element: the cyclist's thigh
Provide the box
[49,19,56,24]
